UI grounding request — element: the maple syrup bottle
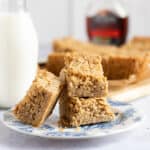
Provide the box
[86,0,128,46]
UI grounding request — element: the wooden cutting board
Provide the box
[109,78,150,102]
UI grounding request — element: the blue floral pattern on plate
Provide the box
[1,100,143,139]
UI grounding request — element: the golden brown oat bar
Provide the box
[102,55,149,80]
[47,51,149,80]
[13,69,62,127]
[123,36,150,51]
[59,89,115,127]
[47,52,106,78]
[47,52,90,76]
[53,37,83,53]
[52,37,150,80]
[131,36,150,44]
[60,54,108,98]
[46,52,66,76]
[53,37,117,54]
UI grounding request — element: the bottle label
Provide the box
[90,28,122,45]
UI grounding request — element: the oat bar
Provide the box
[59,89,115,127]
[13,69,62,127]
[60,54,108,98]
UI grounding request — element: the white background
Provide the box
[27,0,69,47]
[27,0,150,46]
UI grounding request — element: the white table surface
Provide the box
[0,96,150,150]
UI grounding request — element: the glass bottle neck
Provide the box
[0,0,27,13]
[87,0,127,18]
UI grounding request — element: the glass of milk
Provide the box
[0,0,39,108]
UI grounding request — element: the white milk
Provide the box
[0,12,38,107]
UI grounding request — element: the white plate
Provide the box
[1,100,143,139]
